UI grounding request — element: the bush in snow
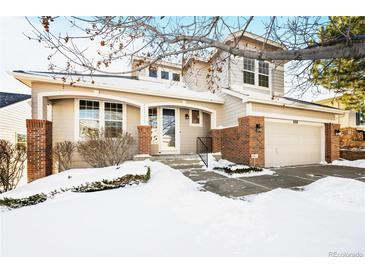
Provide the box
[77,128,135,168]
[0,140,27,193]
[0,193,48,209]
[72,167,151,192]
[213,166,263,175]
[0,166,151,210]
[53,141,77,172]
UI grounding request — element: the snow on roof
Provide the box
[11,70,224,104]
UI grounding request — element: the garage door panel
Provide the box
[265,121,322,167]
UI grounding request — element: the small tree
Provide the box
[77,128,135,168]
[53,141,76,172]
[0,140,27,193]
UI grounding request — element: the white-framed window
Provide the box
[189,109,203,127]
[161,71,169,80]
[172,73,180,82]
[77,99,126,139]
[258,61,269,88]
[243,58,255,85]
[104,102,123,137]
[243,58,271,89]
[79,100,100,136]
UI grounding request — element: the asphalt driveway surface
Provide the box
[189,164,365,198]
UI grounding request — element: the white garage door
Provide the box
[265,120,323,167]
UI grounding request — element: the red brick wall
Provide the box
[210,129,222,153]
[239,116,265,167]
[221,126,243,163]
[26,119,53,183]
[137,125,152,155]
[209,116,265,167]
[325,123,340,163]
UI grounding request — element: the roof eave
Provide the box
[10,71,224,105]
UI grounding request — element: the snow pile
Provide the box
[332,159,365,168]
[1,160,364,256]
[206,154,274,178]
[0,162,149,199]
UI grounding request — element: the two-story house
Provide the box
[10,31,344,182]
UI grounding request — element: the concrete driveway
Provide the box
[186,165,365,198]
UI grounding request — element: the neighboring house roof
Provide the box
[0,91,31,108]
[10,70,224,104]
[221,88,344,114]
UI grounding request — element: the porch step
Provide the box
[151,154,204,170]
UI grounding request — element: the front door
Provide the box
[161,108,177,152]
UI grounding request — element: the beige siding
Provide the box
[52,99,75,143]
[51,98,88,169]
[271,66,284,97]
[31,82,223,127]
[183,61,209,92]
[179,109,211,154]
[126,105,140,156]
[252,103,337,123]
[219,92,245,127]
[0,99,31,143]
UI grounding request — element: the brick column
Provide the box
[238,116,265,167]
[210,129,222,153]
[26,119,53,183]
[137,125,152,155]
[325,123,340,163]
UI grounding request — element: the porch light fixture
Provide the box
[335,129,341,136]
[255,124,263,132]
[185,113,189,120]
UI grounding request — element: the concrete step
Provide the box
[150,154,200,161]
[150,154,204,170]
[165,163,204,170]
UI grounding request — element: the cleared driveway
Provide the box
[188,165,365,198]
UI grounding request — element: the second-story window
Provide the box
[172,73,180,82]
[149,67,157,78]
[161,71,169,80]
[258,61,269,88]
[243,58,255,85]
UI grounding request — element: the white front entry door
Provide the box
[159,108,180,154]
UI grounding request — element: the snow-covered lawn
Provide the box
[206,154,275,178]
[1,160,364,256]
[332,159,365,168]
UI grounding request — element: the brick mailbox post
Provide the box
[26,119,53,183]
[325,123,340,163]
[137,125,152,155]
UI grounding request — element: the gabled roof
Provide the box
[0,91,31,108]
[9,70,224,104]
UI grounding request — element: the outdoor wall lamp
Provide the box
[185,113,189,120]
[335,129,341,136]
[255,124,263,132]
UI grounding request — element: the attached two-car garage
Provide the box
[264,119,325,167]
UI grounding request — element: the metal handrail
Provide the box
[196,137,212,167]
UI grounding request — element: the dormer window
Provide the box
[258,61,269,88]
[243,58,255,85]
[149,67,157,78]
[161,71,169,80]
[172,73,180,82]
